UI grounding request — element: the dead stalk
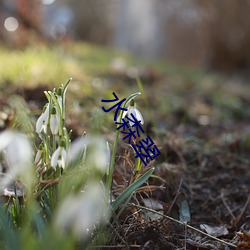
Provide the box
[130,203,238,249]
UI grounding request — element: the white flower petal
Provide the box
[0,130,14,151]
[50,114,59,135]
[134,109,144,124]
[51,147,61,168]
[35,149,43,164]
[44,104,50,117]
[55,182,109,240]
[36,104,50,134]
[0,130,33,190]
[125,105,144,126]
[93,138,110,173]
[5,133,32,170]
[41,121,48,133]
[57,96,63,112]
[60,148,67,169]
[67,137,88,163]
[51,147,67,169]
[122,110,128,119]
[36,113,45,133]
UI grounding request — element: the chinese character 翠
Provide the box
[132,135,161,166]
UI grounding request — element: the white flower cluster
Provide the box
[35,87,68,170]
[55,182,109,240]
[35,83,110,173]
[35,91,62,135]
[0,130,33,190]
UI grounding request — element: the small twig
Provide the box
[34,180,59,198]
[233,192,250,227]
[221,190,236,221]
[39,178,60,184]
[184,221,187,250]
[135,185,164,193]
[166,178,183,215]
[130,203,237,249]
[89,245,141,249]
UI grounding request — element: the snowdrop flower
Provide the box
[0,130,33,190]
[36,103,50,133]
[51,142,67,169]
[67,135,110,173]
[91,137,110,173]
[122,99,144,126]
[50,106,60,135]
[56,87,63,111]
[35,143,43,165]
[54,182,109,240]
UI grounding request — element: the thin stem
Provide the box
[106,92,141,197]
[45,98,53,164]
[49,92,63,136]
[135,157,141,173]
[106,125,120,196]
[130,203,237,249]
[61,78,72,127]
[52,134,56,152]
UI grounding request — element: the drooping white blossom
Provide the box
[54,182,109,240]
[36,103,50,133]
[50,106,60,135]
[0,130,33,190]
[122,99,144,126]
[35,144,43,164]
[57,95,63,112]
[51,145,67,169]
[67,135,110,173]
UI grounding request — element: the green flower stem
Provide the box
[52,134,56,152]
[136,77,154,125]
[61,78,71,127]
[44,95,53,164]
[106,92,141,198]
[48,92,63,136]
[135,157,141,173]
[106,124,120,196]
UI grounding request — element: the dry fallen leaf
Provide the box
[237,231,250,248]
[200,224,229,237]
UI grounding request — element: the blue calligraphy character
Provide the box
[132,135,161,166]
[101,92,127,121]
[126,113,144,137]
[132,143,152,166]
[115,118,130,131]
[121,128,137,144]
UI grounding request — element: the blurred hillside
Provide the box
[1,0,250,72]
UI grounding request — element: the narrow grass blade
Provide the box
[0,208,21,250]
[112,192,133,225]
[112,167,154,211]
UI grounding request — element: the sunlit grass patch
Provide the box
[0,44,85,86]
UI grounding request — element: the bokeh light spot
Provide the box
[41,0,55,5]
[4,17,19,32]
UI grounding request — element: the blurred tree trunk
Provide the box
[0,0,42,46]
[204,0,250,71]
[15,0,42,45]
